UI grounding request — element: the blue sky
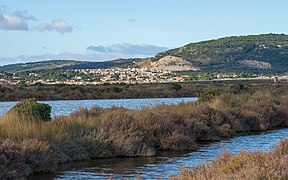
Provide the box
[0,0,287,65]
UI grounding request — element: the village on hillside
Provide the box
[0,68,186,85]
[0,66,287,85]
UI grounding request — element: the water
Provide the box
[0,97,197,117]
[31,128,288,180]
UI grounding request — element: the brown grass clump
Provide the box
[0,140,31,179]
[171,139,288,180]
[21,139,58,173]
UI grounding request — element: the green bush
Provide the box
[198,90,215,102]
[229,83,247,94]
[8,99,51,121]
[169,83,182,91]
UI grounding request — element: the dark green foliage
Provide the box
[152,34,288,74]
[105,86,123,93]
[169,83,182,91]
[0,60,81,73]
[229,83,247,94]
[199,90,215,102]
[9,99,51,121]
[0,58,143,73]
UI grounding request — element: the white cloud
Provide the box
[0,10,32,31]
[36,19,73,34]
[87,43,169,56]
[14,10,36,21]
[0,8,73,34]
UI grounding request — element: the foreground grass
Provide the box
[171,139,288,180]
[0,84,288,178]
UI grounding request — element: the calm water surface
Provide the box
[0,97,197,117]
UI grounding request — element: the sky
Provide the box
[0,0,287,65]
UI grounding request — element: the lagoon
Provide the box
[0,97,198,117]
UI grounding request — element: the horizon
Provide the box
[1,0,288,65]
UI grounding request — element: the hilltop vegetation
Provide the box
[151,34,288,74]
[0,60,81,72]
[0,58,142,73]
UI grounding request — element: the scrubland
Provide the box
[0,83,288,178]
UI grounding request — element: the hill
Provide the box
[148,33,288,74]
[0,58,142,73]
[0,60,81,72]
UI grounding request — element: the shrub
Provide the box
[169,83,182,91]
[0,140,31,179]
[8,99,51,121]
[198,90,215,102]
[229,83,247,94]
[21,139,58,173]
[55,140,89,161]
[105,86,123,93]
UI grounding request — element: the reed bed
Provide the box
[171,139,288,180]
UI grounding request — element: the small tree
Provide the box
[169,83,182,91]
[8,99,51,121]
[199,90,215,102]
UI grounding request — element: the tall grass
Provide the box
[171,139,288,180]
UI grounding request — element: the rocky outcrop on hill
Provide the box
[151,56,200,72]
[238,60,272,70]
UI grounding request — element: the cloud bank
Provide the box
[87,43,168,56]
[36,19,73,34]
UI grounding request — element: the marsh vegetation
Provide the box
[1,83,288,178]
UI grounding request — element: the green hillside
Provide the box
[0,58,142,73]
[151,34,288,74]
[0,60,82,72]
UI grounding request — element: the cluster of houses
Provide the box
[0,68,288,85]
[0,68,187,85]
[73,68,185,84]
